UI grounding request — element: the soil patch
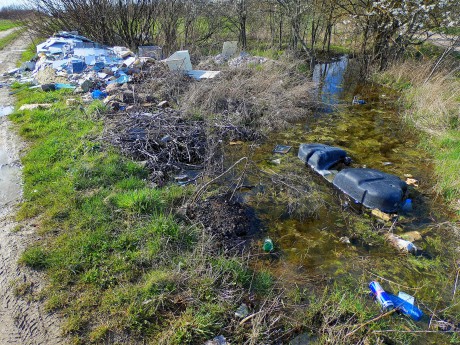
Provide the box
[186,194,261,252]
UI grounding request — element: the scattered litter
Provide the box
[0,105,14,117]
[333,168,407,213]
[401,198,413,212]
[369,281,394,311]
[271,158,281,165]
[228,52,268,68]
[371,209,396,222]
[382,161,393,166]
[19,104,52,111]
[40,83,56,92]
[165,50,193,71]
[235,303,249,318]
[339,236,351,244]
[385,233,417,253]
[91,90,107,100]
[187,70,221,80]
[406,177,419,187]
[273,144,292,154]
[298,143,348,176]
[65,98,79,106]
[352,95,366,105]
[138,45,162,59]
[400,231,422,242]
[263,238,274,252]
[165,50,220,80]
[229,141,244,146]
[157,100,169,108]
[222,41,238,59]
[369,281,424,321]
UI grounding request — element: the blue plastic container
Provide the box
[369,281,394,311]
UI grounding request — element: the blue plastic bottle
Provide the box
[402,198,413,212]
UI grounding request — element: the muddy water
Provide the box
[225,57,458,333]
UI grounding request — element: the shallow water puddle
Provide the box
[223,57,458,331]
[0,113,21,207]
[0,105,14,117]
[0,163,21,206]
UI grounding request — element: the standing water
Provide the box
[225,56,459,341]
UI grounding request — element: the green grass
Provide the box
[17,41,36,66]
[0,19,20,31]
[0,27,25,50]
[10,84,276,344]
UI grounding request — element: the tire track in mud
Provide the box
[0,32,64,345]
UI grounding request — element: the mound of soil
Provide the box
[187,194,260,251]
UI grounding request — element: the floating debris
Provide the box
[273,144,292,154]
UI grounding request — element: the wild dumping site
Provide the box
[0,1,460,345]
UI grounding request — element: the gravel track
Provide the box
[0,31,64,345]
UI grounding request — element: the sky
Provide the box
[0,0,26,9]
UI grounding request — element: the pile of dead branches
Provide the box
[106,107,260,183]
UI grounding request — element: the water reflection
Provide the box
[312,55,349,109]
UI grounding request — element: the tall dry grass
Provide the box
[181,59,316,134]
[379,59,460,135]
[377,57,460,209]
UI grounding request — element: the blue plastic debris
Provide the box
[369,281,423,321]
[402,198,413,213]
[91,90,107,100]
[92,62,105,71]
[55,83,76,90]
[71,61,86,73]
[352,96,366,105]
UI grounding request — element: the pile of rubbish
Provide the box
[3,31,228,108]
[228,52,269,68]
[7,31,154,93]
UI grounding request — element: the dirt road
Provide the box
[426,32,460,53]
[0,32,64,345]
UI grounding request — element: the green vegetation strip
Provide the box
[0,27,25,50]
[10,84,276,344]
[0,19,20,31]
[17,41,37,65]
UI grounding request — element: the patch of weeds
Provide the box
[17,41,37,66]
[0,19,20,31]
[13,281,33,297]
[252,270,274,294]
[20,246,49,270]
